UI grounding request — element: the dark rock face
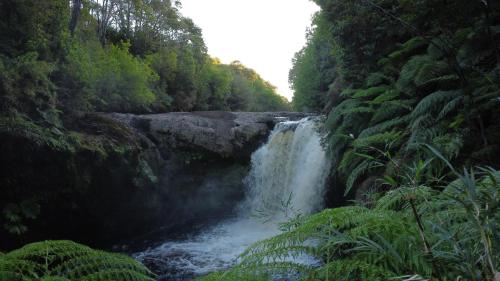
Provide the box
[0,113,163,250]
[0,111,308,251]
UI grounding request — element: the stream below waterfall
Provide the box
[135,117,331,280]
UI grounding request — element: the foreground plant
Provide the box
[196,161,499,281]
[0,240,155,281]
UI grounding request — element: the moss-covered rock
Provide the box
[0,113,163,250]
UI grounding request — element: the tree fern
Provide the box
[0,241,155,281]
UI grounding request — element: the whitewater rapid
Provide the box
[136,117,331,280]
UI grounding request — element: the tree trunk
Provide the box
[69,0,82,36]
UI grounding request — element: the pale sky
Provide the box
[180,0,319,100]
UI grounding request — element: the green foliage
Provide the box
[290,13,336,112]
[292,0,500,201]
[0,240,155,281]
[197,165,499,281]
[0,0,68,60]
[2,200,40,235]
[387,37,428,62]
[64,41,157,112]
[0,53,58,122]
[1,0,289,117]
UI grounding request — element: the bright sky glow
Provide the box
[180,0,320,100]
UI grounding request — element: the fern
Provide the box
[365,72,392,87]
[345,159,378,195]
[431,133,464,159]
[369,102,413,125]
[325,99,362,129]
[411,90,463,119]
[354,131,403,149]
[417,74,460,90]
[311,259,393,281]
[437,95,463,120]
[338,148,360,174]
[360,116,410,139]
[197,167,499,281]
[388,37,428,62]
[375,186,436,212]
[352,86,389,99]
[0,241,155,281]
[369,89,400,104]
[397,55,432,93]
[413,61,450,88]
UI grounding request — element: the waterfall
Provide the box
[136,117,331,280]
[243,119,331,219]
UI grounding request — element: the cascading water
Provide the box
[136,117,331,280]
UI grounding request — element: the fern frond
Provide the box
[411,90,463,119]
[338,148,360,174]
[369,103,412,125]
[312,259,394,281]
[360,116,410,139]
[388,37,428,62]
[375,186,435,212]
[325,99,362,129]
[352,86,389,99]
[353,131,403,149]
[345,159,377,195]
[437,96,463,120]
[365,72,392,87]
[431,134,464,159]
[417,74,460,90]
[369,89,400,104]
[0,241,155,281]
[413,61,450,87]
[397,55,432,93]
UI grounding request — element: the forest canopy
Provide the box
[0,0,290,120]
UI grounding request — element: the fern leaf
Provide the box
[0,241,155,281]
[345,160,376,195]
[411,90,463,119]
